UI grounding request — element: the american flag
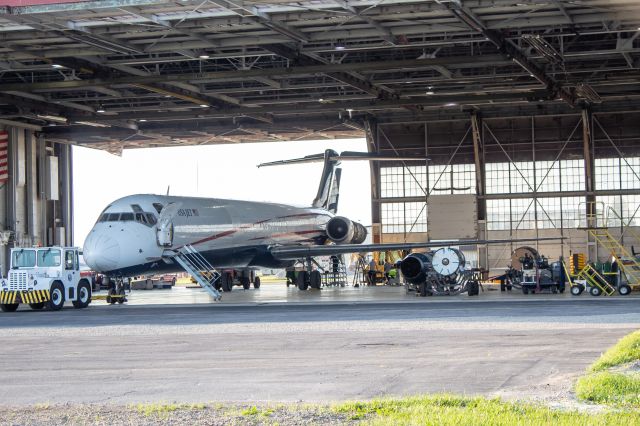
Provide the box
[0,131,8,184]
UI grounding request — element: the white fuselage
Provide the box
[83,194,333,277]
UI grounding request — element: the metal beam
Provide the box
[0,55,502,92]
[439,1,577,107]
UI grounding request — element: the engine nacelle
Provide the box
[399,252,433,284]
[431,247,465,277]
[325,216,367,244]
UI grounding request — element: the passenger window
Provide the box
[120,213,134,221]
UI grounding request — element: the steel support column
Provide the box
[582,107,597,261]
[471,112,487,270]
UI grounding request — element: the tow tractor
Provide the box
[0,246,91,312]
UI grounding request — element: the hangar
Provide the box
[0,0,639,277]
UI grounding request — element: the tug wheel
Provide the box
[0,304,19,312]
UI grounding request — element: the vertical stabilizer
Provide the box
[312,149,341,213]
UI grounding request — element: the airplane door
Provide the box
[156,202,182,247]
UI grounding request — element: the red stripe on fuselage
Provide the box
[177,211,331,249]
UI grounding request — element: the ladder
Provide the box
[171,244,222,301]
[588,229,640,286]
[576,263,616,296]
[323,255,348,287]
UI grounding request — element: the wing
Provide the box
[270,237,562,260]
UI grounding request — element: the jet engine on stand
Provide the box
[399,247,480,297]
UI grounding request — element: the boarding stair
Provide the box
[171,244,222,301]
[588,229,640,287]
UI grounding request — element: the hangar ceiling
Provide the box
[0,0,638,153]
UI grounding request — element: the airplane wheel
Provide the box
[241,277,250,290]
[222,273,233,292]
[29,303,45,310]
[253,276,261,289]
[297,271,309,291]
[0,304,19,312]
[590,287,602,297]
[618,284,631,296]
[309,271,322,289]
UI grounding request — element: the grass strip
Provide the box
[590,330,640,372]
[334,394,640,425]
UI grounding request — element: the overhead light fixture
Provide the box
[75,121,111,128]
[426,91,435,95]
[36,114,67,124]
[346,108,354,112]
[444,102,457,107]
[198,53,210,59]
[139,119,147,122]
[318,98,325,102]
[51,64,64,69]
[199,104,209,108]
[334,40,346,51]
[96,105,106,113]
[576,83,602,104]
[522,34,564,64]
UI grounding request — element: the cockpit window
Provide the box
[131,204,144,213]
[106,213,120,221]
[146,213,158,225]
[152,203,164,214]
[120,212,134,221]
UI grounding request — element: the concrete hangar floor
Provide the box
[0,282,638,408]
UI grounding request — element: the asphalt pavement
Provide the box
[0,290,638,406]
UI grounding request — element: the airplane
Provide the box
[83,149,559,294]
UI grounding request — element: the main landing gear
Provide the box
[296,257,322,291]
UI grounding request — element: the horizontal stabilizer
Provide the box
[257,151,428,168]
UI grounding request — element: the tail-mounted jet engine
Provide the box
[325,216,367,244]
[399,248,479,297]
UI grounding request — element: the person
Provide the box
[368,257,377,286]
[384,260,393,284]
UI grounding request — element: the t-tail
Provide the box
[258,149,428,214]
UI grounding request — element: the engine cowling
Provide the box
[399,252,433,284]
[325,216,367,244]
[431,247,465,277]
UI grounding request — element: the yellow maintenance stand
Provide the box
[571,203,640,296]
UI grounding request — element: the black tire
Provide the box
[618,284,631,296]
[48,281,65,311]
[0,304,19,312]
[522,287,529,295]
[253,276,261,289]
[297,271,309,291]
[309,270,322,289]
[72,280,92,309]
[570,285,583,296]
[214,281,222,291]
[29,302,45,310]
[467,280,480,296]
[222,273,233,292]
[506,284,513,291]
[590,286,602,297]
[500,282,506,292]
[241,277,251,290]
[172,277,177,286]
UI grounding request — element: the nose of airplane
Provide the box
[83,231,121,272]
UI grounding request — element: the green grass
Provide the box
[590,330,640,372]
[132,402,207,417]
[576,372,640,407]
[333,394,640,425]
[575,330,640,408]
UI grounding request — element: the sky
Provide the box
[72,138,372,247]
